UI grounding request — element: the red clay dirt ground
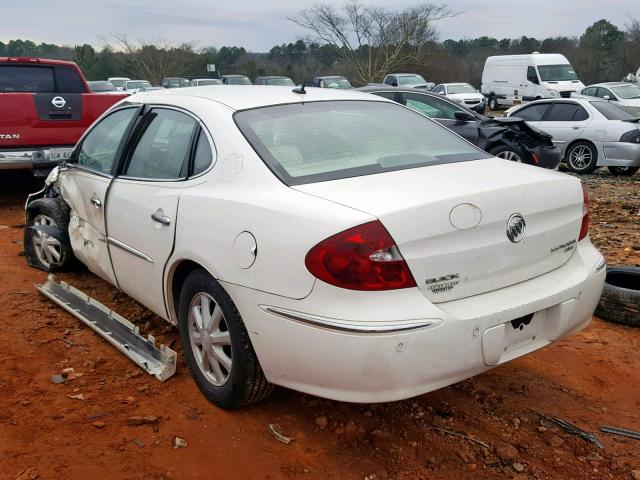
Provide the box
[0,170,638,480]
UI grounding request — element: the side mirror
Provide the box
[391,80,398,87]
[438,91,445,95]
[454,111,475,122]
[603,95,611,101]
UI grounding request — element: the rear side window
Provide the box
[0,65,55,92]
[545,103,588,121]
[124,109,197,180]
[512,103,549,121]
[235,100,488,186]
[54,65,86,93]
[192,131,213,175]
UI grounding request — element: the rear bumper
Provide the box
[224,239,605,403]
[0,147,73,171]
[529,145,561,169]
[598,142,640,167]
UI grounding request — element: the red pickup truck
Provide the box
[0,57,127,174]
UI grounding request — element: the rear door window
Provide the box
[124,109,197,180]
[512,103,549,121]
[545,103,589,121]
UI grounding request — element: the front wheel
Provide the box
[178,269,273,409]
[489,145,526,163]
[25,198,74,272]
[566,141,598,174]
[608,166,639,176]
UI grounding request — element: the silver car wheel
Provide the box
[496,150,522,162]
[32,214,62,269]
[188,292,232,386]
[568,145,592,170]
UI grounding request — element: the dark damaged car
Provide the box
[359,86,561,169]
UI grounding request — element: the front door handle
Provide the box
[90,196,102,208]
[151,211,171,226]
[572,126,581,129]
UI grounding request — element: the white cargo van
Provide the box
[481,53,584,110]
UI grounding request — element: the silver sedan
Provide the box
[506,98,640,175]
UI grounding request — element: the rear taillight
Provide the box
[579,185,589,241]
[305,221,416,291]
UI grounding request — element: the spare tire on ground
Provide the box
[595,266,640,327]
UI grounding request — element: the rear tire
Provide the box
[595,267,640,327]
[25,198,74,272]
[608,166,639,176]
[566,141,598,174]
[490,144,526,163]
[178,269,273,409]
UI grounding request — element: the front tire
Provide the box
[178,269,273,409]
[566,141,598,174]
[25,198,74,272]
[490,144,526,163]
[608,166,639,176]
[488,96,498,111]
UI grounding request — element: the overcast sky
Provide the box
[2,0,637,52]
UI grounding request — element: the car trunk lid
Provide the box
[294,158,584,303]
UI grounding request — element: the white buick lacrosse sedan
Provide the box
[25,86,605,409]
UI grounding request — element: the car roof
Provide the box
[129,85,387,111]
[357,85,438,95]
[440,82,471,86]
[0,56,77,66]
[222,74,249,78]
[590,82,632,88]
[256,76,290,79]
[391,73,423,76]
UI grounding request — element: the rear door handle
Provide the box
[151,211,171,226]
[90,196,102,208]
[572,126,581,129]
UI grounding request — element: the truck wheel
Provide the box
[25,198,74,272]
[490,145,526,163]
[608,166,638,176]
[595,267,640,327]
[566,141,598,174]
[178,269,273,409]
[488,96,498,111]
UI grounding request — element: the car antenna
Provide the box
[292,81,307,95]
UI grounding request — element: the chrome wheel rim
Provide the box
[32,214,61,269]
[188,292,232,386]
[569,145,592,170]
[496,150,522,162]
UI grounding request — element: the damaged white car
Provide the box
[25,86,606,409]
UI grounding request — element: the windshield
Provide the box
[266,78,295,86]
[398,75,427,86]
[323,78,352,89]
[109,79,128,88]
[127,81,151,90]
[235,100,488,186]
[196,79,222,86]
[590,101,637,120]
[611,84,640,99]
[537,64,579,82]
[89,81,116,92]
[447,84,476,94]
[226,76,251,85]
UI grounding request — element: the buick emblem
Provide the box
[506,214,526,243]
[51,96,66,108]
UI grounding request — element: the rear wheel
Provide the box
[490,144,526,163]
[566,141,598,174]
[608,166,639,176]
[178,269,273,409]
[488,96,499,111]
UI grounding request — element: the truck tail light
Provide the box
[579,185,589,241]
[305,221,416,291]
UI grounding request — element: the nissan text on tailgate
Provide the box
[0,57,127,174]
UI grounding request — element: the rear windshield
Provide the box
[265,78,295,86]
[235,100,488,186]
[590,101,636,120]
[226,76,251,85]
[398,75,426,86]
[0,64,85,93]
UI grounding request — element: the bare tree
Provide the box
[290,1,456,84]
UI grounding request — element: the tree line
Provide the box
[1,15,638,87]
